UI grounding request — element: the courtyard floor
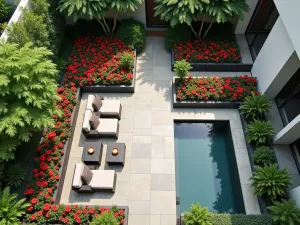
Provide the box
[59,37,260,225]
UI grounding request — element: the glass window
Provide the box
[246,0,279,60]
[276,67,300,126]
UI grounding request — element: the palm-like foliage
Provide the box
[58,0,142,35]
[154,0,209,26]
[246,120,275,146]
[0,42,61,160]
[183,203,213,225]
[154,0,249,39]
[240,92,271,120]
[174,59,192,78]
[250,164,291,202]
[268,200,300,225]
[0,187,30,225]
[4,164,28,187]
[90,211,119,225]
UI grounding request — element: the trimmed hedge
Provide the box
[115,18,146,54]
[212,214,273,225]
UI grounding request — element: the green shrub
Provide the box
[174,60,192,79]
[211,214,273,225]
[4,163,28,187]
[115,18,146,54]
[7,8,50,49]
[247,120,275,146]
[250,164,291,202]
[165,24,192,51]
[253,146,276,166]
[183,203,213,225]
[119,52,134,72]
[0,0,12,23]
[268,200,300,225]
[0,187,30,225]
[240,92,271,120]
[90,211,119,225]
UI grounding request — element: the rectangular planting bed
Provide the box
[171,39,253,72]
[172,76,258,108]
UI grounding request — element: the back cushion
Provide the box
[86,95,95,112]
[82,110,92,132]
[72,163,84,188]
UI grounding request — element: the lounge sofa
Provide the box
[72,163,117,193]
[82,110,119,138]
[87,94,122,120]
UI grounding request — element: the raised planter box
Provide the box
[80,49,137,93]
[171,49,253,72]
[23,206,129,225]
[172,79,241,108]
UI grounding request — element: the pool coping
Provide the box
[173,117,260,219]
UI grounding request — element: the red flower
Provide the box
[48,131,56,141]
[52,205,58,211]
[65,206,72,212]
[37,211,43,217]
[31,198,38,204]
[31,215,36,221]
[44,203,51,211]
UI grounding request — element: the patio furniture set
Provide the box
[72,94,126,193]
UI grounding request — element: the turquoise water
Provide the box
[174,122,245,214]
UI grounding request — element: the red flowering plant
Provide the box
[63,36,134,87]
[174,40,241,63]
[176,75,258,101]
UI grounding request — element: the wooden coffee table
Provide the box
[82,142,103,168]
[106,143,126,166]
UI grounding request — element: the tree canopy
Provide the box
[154,0,249,39]
[58,0,143,35]
[0,42,61,161]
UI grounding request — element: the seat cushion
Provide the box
[100,100,121,116]
[92,95,103,111]
[81,165,93,184]
[86,95,95,112]
[72,163,84,188]
[96,119,118,135]
[82,110,92,132]
[89,170,115,189]
[89,113,100,130]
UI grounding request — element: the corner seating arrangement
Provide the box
[72,163,117,193]
[82,94,121,138]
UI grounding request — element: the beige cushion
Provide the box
[72,163,84,188]
[82,110,92,132]
[86,95,95,112]
[101,100,121,116]
[92,95,103,111]
[89,170,116,189]
[96,119,118,135]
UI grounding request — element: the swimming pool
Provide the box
[174,121,245,214]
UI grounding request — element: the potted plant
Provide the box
[174,59,192,79]
[247,120,275,146]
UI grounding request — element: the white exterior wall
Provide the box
[235,0,258,34]
[251,17,300,99]
[274,115,300,144]
[0,0,31,41]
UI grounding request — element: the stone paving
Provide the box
[59,37,260,225]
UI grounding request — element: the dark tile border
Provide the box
[172,79,241,108]
[171,49,253,72]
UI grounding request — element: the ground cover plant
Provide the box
[175,75,258,101]
[174,40,241,63]
[63,36,134,86]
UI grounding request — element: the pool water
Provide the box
[174,121,245,214]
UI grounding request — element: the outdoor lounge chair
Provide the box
[86,94,122,120]
[72,163,117,193]
[82,110,119,138]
